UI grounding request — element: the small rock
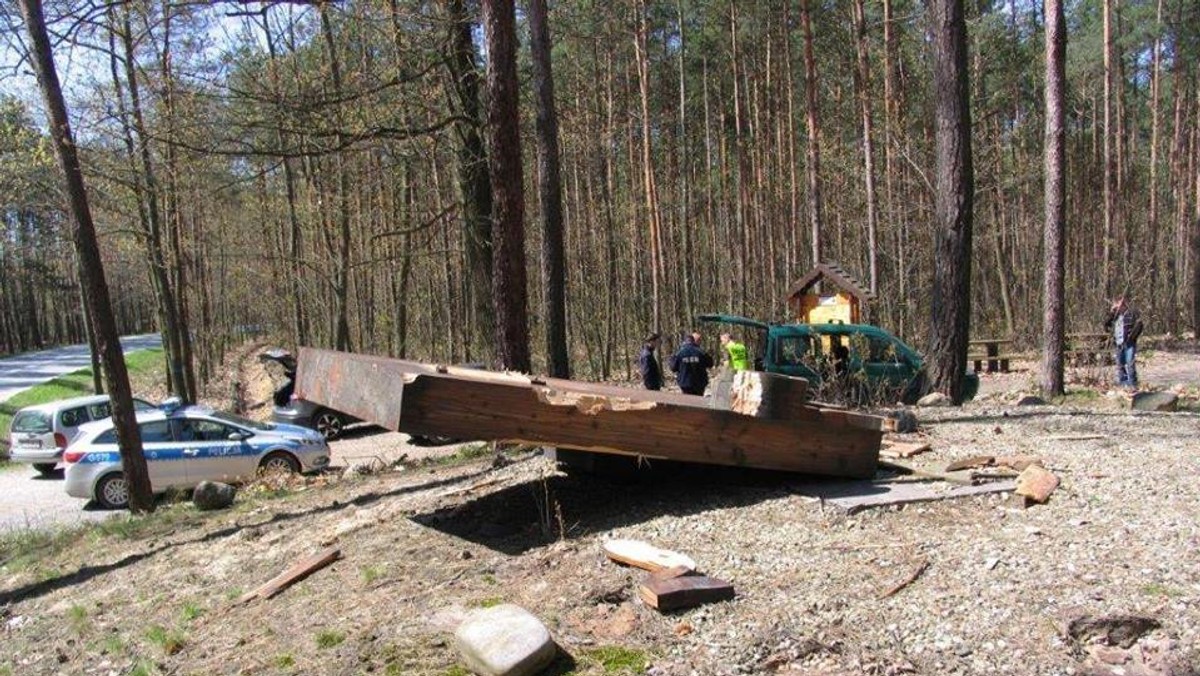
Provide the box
[1131,391,1178,412]
[454,604,557,676]
[1016,395,1047,406]
[984,557,1000,570]
[192,481,236,510]
[886,409,919,433]
[917,392,951,408]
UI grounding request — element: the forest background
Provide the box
[2,0,1198,391]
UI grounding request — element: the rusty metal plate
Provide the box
[296,347,408,431]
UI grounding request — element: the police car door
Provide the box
[138,420,190,489]
[177,418,254,484]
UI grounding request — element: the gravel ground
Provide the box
[2,352,1199,674]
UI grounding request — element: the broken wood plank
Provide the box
[236,547,342,604]
[879,459,977,486]
[878,559,930,599]
[995,455,1043,471]
[639,574,735,611]
[1043,434,1107,442]
[603,540,696,573]
[716,371,809,420]
[1015,464,1060,503]
[795,479,1018,514]
[944,455,995,472]
[296,348,885,479]
[879,440,932,459]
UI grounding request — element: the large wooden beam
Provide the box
[296,348,882,479]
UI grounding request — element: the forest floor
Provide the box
[2,348,1200,675]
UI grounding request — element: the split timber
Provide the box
[295,348,884,479]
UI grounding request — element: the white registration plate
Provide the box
[19,438,42,449]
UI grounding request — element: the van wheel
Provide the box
[33,463,58,476]
[95,473,131,510]
[313,410,345,440]
[259,451,300,475]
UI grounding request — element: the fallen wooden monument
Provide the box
[296,348,885,479]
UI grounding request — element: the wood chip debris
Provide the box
[878,558,930,599]
[1015,464,1060,504]
[880,440,932,459]
[602,539,696,572]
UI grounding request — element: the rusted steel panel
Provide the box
[295,348,408,430]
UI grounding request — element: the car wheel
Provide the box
[313,410,345,440]
[258,451,301,475]
[95,473,131,510]
[33,463,58,476]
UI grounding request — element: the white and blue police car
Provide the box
[63,399,330,509]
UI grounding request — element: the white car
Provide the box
[63,403,330,509]
[8,395,156,475]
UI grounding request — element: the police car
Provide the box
[63,399,330,509]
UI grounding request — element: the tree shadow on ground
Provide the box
[0,462,502,606]
[409,462,806,557]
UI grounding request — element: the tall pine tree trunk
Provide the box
[20,0,154,512]
[482,0,530,372]
[927,0,974,404]
[800,0,823,267]
[1042,0,1067,397]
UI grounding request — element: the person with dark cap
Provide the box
[669,331,714,396]
[1103,295,1144,389]
[638,332,663,390]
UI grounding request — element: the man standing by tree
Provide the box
[719,333,750,372]
[1104,296,1144,389]
[19,0,154,512]
[637,332,663,391]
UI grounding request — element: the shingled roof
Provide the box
[788,263,876,303]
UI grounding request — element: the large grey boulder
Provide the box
[192,481,236,511]
[454,604,556,676]
[1131,391,1178,412]
[916,392,951,408]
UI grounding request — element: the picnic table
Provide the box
[968,338,1015,373]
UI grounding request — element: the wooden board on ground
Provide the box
[296,348,885,479]
[639,574,735,611]
[235,547,342,604]
[880,440,932,459]
[603,539,696,572]
[793,479,1018,514]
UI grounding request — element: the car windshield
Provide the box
[208,410,274,431]
[12,411,51,434]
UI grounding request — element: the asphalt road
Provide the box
[0,334,163,404]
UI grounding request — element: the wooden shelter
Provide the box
[788,263,876,324]
[296,348,887,479]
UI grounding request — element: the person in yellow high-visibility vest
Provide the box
[719,333,750,372]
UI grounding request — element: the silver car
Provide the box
[63,403,330,509]
[8,395,155,475]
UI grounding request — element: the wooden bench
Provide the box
[969,338,1015,373]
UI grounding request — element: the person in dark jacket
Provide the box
[638,332,663,391]
[669,331,714,396]
[1103,296,1144,388]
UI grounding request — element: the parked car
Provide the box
[63,401,330,509]
[8,395,156,475]
[258,349,359,440]
[697,314,979,404]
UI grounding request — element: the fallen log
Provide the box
[296,349,885,479]
[235,547,342,605]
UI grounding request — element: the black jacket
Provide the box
[638,344,663,390]
[668,341,714,393]
[1104,308,1144,347]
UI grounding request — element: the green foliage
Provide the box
[315,629,345,649]
[144,624,187,655]
[581,646,649,674]
[478,596,504,608]
[275,654,296,668]
[360,564,386,585]
[68,604,88,633]
[179,601,204,622]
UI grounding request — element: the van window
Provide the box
[88,403,112,421]
[777,335,817,366]
[139,421,174,443]
[12,411,52,434]
[95,429,117,444]
[59,407,89,428]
